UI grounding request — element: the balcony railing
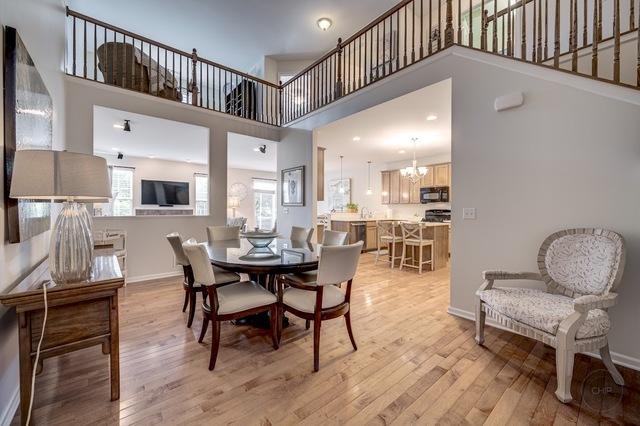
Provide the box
[66,1,639,127]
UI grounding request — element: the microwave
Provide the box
[420,186,449,203]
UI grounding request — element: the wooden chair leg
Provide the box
[390,242,395,269]
[399,243,406,270]
[305,319,310,330]
[475,298,485,345]
[276,305,283,345]
[600,344,624,385]
[187,290,197,328]
[418,245,423,274]
[198,317,209,343]
[269,305,279,350]
[555,340,575,402]
[344,311,357,351]
[313,318,322,372]
[208,321,221,371]
[182,290,189,312]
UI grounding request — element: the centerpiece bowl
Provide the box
[240,231,279,248]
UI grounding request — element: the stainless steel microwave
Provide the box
[420,187,449,203]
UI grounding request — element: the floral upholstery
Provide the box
[478,287,610,339]
[544,234,618,296]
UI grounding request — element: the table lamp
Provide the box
[228,196,240,218]
[10,150,111,283]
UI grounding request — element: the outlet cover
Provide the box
[463,208,476,220]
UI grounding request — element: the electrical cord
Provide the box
[26,281,48,425]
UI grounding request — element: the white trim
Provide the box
[125,270,182,284]
[0,386,19,426]
[447,306,640,372]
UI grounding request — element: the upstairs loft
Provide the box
[66,0,640,127]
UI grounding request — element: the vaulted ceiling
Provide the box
[67,0,399,74]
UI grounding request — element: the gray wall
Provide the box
[0,0,66,422]
[276,128,314,235]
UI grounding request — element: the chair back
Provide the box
[322,230,348,246]
[291,226,314,243]
[207,225,241,242]
[182,241,216,286]
[166,232,189,266]
[316,241,364,285]
[377,220,397,239]
[400,222,423,241]
[538,229,625,297]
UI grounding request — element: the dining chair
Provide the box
[166,233,240,328]
[278,241,364,372]
[290,225,314,243]
[321,230,348,246]
[399,222,433,274]
[182,241,279,371]
[376,220,403,268]
[207,225,241,242]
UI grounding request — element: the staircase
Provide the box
[66,1,639,126]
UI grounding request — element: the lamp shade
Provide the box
[10,150,111,201]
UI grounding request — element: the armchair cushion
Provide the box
[478,287,610,339]
[205,281,276,315]
[283,285,345,313]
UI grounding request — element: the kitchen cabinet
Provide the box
[420,166,434,187]
[381,171,390,204]
[317,147,325,201]
[410,179,421,204]
[389,170,400,204]
[381,162,451,205]
[434,163,450,186]
[400,175,411,204]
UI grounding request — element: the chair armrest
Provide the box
[280,276,320,292]
[482,270,543,281]
[574,293,618,313]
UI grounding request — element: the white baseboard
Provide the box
[0,386,19,426]
[447,305,640,372]
[125,270,182,284]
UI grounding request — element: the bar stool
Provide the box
[399,222,433,274]
[376,220,403,268]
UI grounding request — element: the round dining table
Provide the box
[205,237,320,327]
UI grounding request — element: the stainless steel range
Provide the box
[422,209,451,223]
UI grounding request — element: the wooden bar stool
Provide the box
[376,220,403,268]
[399,223,433,274]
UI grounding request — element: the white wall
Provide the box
[227,167,277,229]
[0,0,67,423]
[97,154,209,213]
[292,47,640,369]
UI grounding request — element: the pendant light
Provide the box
[339,155,345,194]
[366,161,373,195]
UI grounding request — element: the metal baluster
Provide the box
[598,0,602,41]
[481,0,486,50]
[429,0,434,54]
[469,0,473,47]
[521,0,527,60]
[532,0,537,61]
[444,0,453,47]
[583,0,587,47]
[492,0,498,53]
[123,34,127,88]
[412,0,416,62]
[554,0,560,67]
[103,27,107,83]
[592,0,598,77]
[507,0,512,56]
[336,38,343,98]
[614,0,620,82]
[93,24,97,80]
[439,0,443,49]
[572,0,578,72]
[545,0,549,59]
[631,0,636,30]
[420,0,424,58]
[457,0,462,45]
[72,16,76,75]
[404,7,408,66]
[538,0,543,61]
[190,48,198,106]
[147,41,151,94]
[396,12,401,68]
[83,20,87,78]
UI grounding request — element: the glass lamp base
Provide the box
[49,202,94,284]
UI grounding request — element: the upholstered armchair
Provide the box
[475,229,626,403]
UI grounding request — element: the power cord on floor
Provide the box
[26,280,48,425]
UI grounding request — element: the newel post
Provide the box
[444,0,454,47]
[335,38,343,99]
[189,48,199,106]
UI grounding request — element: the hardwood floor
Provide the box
[14,253,640,425]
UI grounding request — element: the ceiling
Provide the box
[93,106,209,164]
[316,78,452,173]
[227,133,277,172]
[66,0,399,74]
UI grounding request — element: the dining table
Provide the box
[205,237,320,327]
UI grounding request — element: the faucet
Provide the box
[360,207,370,219]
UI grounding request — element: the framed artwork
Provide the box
[328,178,351,211]
[281,165,305,206]
[3,27,53,243]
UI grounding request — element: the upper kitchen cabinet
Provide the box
[317,147,325,201]
[381,162,451,204]
[381,171,390,204]
[434,163,450,187]
[420,166,434,187]
[389,170,400,204]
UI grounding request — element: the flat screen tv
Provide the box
[141,180,189,206]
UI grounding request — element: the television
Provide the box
[141,180,189,206]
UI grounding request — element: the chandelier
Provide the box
[400,138,427,184]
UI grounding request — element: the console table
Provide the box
[0,255,124,425]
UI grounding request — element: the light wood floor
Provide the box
[15,253,640,425]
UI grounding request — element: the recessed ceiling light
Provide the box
[111,147,119,151]
[352,136,361,141]
[398,150,406,154]
[317,17,333,31]
[113,124,124,129]
[426,114,438,121]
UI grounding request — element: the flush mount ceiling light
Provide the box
[398,149,406,154]
[426,114,438,121]
[352,136,361,141]
[317,17,333,31]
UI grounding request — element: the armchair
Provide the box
[475,229,626,403]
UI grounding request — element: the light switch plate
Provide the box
[463,208,476,220]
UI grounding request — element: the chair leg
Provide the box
[208,321,221,371]
[418,245,423,275]
[600,344,624,385]
[399,243,406,270]
[390,242,395,269]
[475,298,485,345]
[555,342,575,403]
[313,319,322,372]
[187,290,197,328]
[269,305,279,350]
[198,316,209,343]
[305,319,310,330]
[182,290,189,312]
[344,312,357,351]
[276,305,283,345]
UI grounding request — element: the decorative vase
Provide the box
[49,201,94,283]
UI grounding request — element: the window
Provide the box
[253,178,276,230]
[110,167,133,216]
[195,174,209,216]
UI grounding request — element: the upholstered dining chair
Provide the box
[166,233,240,328]
[182,241,279,371]
[399,222,433,274]
[376,220,402,268]
[475,228,626,403]
[207,225,241,242]
[290,226,314,243]
[278,241,364,372]
[321,230,348,246]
